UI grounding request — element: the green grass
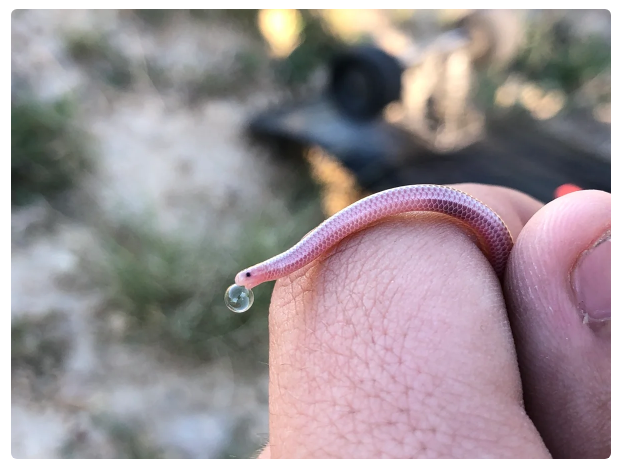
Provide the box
[98,185,322,365]
[11,97,92,206]
[65,31,133,89]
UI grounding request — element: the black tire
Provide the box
[329,45,403,121]
[457,10,524,68]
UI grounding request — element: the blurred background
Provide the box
[11,9,610,458]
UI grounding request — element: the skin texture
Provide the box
[256,184,610,459]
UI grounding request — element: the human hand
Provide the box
[257,183,610,458]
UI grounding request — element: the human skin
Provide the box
[256,184,610,459]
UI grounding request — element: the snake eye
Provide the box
[246,272,251,277]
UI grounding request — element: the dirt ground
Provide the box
[12,10,290,458]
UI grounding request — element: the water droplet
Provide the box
[224,284,254,313]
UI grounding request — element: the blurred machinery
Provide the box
[249,10,610,202]
[329,10,523,152]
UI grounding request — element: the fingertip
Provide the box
[507,188,610,334]
[504,188,610,458]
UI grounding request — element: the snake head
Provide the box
[234,266,263,289]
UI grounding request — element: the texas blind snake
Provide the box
[224,185,514,312]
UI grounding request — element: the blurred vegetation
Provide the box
[512,19,611,95]
[130,9,262,40]
[11,97,92,206]
[65,31,133,89]
[195,9,342,88]
[476,14,610,118]
[97,182,323,366]
[199,9,261,37]
[74,10,343,100]
[61,413,165,459]
[132,9,262,35]
[216,416,264,459]
[186,49,265,103]
[131,9,177,28]
[11,311,71,377]
[273,10,342,86]
[123,10,611,100]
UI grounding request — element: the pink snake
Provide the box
[234,185,513,290]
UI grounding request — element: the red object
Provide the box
[554,184,583,198]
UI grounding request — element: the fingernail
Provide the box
[572,232,610,325]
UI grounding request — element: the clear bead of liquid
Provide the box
[224,284,254,313]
